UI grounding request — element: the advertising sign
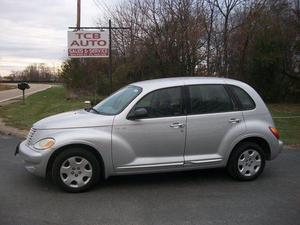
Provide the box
[68,30,109,58]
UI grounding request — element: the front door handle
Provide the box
[170,122,185,128]
[228,118,240,124]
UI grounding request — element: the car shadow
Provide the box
[100,168,231,189]
[16,166,274,194]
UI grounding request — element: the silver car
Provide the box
[16,77,283,192]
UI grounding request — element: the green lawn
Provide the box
[0,86,88,129]
[0,86,299,145]
[268,104,300,145]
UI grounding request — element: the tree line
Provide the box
[61,0,300,102]
[2,63,60,83]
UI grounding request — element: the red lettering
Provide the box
[68,48,109,57]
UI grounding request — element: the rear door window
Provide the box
[188,84,234,114]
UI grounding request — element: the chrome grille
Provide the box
[26,128,37,145]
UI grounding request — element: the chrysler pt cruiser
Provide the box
[16,77,283,192]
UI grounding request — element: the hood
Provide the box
[33,109,114,129]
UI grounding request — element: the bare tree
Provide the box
[213,0,242,76]
[61,0,300,101]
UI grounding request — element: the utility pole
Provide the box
[108,19,112,94]
[294,0,300,73]
[69,0,130,94]
[77,0,81,30]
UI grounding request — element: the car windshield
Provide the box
[93,85,142,115]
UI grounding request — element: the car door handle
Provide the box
[228,118,240,124]
[170,123,185,128]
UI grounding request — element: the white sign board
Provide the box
[68,30,109,58]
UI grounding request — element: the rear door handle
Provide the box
[228,118,240,124]
[170,122,185,128]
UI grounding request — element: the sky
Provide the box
[0,0,118,76]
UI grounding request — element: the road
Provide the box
[0,135,299,225]
[0,83,51,103]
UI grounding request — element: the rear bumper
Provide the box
[15,140,49,177]
[270,139,283,160]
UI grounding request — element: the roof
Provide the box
[130,77,243,91]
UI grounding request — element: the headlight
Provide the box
[33,138,55,150]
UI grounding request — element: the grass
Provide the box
[0,86,299,145]
[0,86,89,129]
[0,84,16,91]
[268,104,300,145]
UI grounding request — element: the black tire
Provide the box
[52,148,101,193]
[227,142,265,181]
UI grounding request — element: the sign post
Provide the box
[17,82,30,104]
[68,24,130,94]
[108,19,112,94]
[69,0,131,94]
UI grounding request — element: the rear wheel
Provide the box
[52,148,101,192]
[227,142,265,181]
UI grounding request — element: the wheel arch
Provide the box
[228,136,271,162]
[46,144,105,179]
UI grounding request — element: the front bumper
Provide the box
[15,140,50,177]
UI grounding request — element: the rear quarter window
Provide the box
[229,85,256,110]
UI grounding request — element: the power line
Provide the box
[92,0,105,13]
[93,0,114,18]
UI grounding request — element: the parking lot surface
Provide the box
[0,135,299,225]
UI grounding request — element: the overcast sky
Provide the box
[0,0,118,76]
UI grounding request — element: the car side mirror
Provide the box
[127,108,148,120]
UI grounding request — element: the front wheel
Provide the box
[52,148,101,192]
[227,142,265,181]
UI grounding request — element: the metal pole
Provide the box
[68,19,131,95]
[22,90,25,104]
[109,19,112,94]
[77,0,81,30]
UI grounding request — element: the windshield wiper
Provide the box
[85,107,100,114]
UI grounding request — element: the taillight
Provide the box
[269,127,280,139]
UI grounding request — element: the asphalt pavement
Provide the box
[0,135,299,225]
[0,83,51,103]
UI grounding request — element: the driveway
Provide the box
[0,135,299,225]
[0,83,51,103]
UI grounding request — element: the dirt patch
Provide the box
[0,84,16,91]
[285,144,300,149]
[0,118,28,139]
